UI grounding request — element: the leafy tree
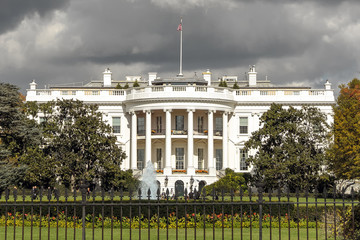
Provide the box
[329,79,360,180]
[35,99,127,190]
[19,147,56,188]
[115,83,123,89]
[245,103,330,191]
[204,168,248,194]
[124,83,129,89]
[133,80,140,88]
[0,83,41,191]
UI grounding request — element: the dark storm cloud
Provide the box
[55,1,315,70]
[2,0,360,93]
[0,0,70,34]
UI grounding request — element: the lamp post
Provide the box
[190,176,194,192]
[164,176,168,188]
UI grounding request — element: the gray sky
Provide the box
[1,0,360,94]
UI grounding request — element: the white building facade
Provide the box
[26,66,335,195]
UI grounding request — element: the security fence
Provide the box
[0,186,359,240]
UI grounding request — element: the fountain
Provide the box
[139,161,158,199]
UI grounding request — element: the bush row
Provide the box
[0,200,353,222]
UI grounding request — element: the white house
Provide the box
[26,66,335,195]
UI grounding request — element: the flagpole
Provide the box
[178,18,183,77]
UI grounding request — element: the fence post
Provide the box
[80,183,88,240]
[256,183,265,240]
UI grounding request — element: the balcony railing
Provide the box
[28,86,333,104]
[151,129,165,135]
[172,129,187,135]
[194,129,208,135]
[214,130,223,136]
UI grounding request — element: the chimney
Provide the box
[103,68,112,87]
[324,80,331,90]
[202,69,211,86]
[248,65,257,86]
[30,79,37,90]
[148,72,157,86]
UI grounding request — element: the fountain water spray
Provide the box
[139,161,158,199]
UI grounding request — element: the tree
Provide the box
[204,168,249,194]
[35,99,127,190]
[245,103,330,191]
[0,83,41,191]
[329,78,360,180]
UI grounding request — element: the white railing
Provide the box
[172,86,186,91]
[110,90,125,96]
[36,90,52,96]
[195,86,207,92]
[236,90,251,96]
[309,90,325,95]
[28,86,333,103]
[152,87,164,92]
[260,90,276,96]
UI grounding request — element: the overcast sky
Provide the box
[1,0,360,94]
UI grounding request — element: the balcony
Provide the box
[214,130,223,136]
[194,129,208,135]
[125,86,234,103]
[151,129,165,135]
[171,129,187,135]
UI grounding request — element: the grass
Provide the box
[0,226,335,240]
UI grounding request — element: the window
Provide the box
[215,117,223,135]
[198,116,204,132]
[175,148,185,169]
[156,148,162,169]
[215,117,222,131]
[137,117,145,135]
[216,149,223,170]
[112,117,121,133]
[175,116,184,130]
[198,148,204,170]
[156,116,162,133]
[137,149,145,170]
[240,149,248,170]
[239,117,248,134]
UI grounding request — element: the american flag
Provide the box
[177,19,182,31]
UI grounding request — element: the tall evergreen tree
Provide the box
[0,83,41,191]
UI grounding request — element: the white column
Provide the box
[208,110,215,175]
[164,109,172,175]
[131,111,137,170]
[187,109,195,175]
[145,110,152,166]
[222,111,228,170]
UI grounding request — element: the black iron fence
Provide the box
[0,186,359,240]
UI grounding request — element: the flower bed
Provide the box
[196,170,208,174]
[0,212,319,229]
[172,170,186,173]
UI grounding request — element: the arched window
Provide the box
[199,180,207,193]
[175,180,184,197]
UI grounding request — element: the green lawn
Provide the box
[0,226,336,239]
